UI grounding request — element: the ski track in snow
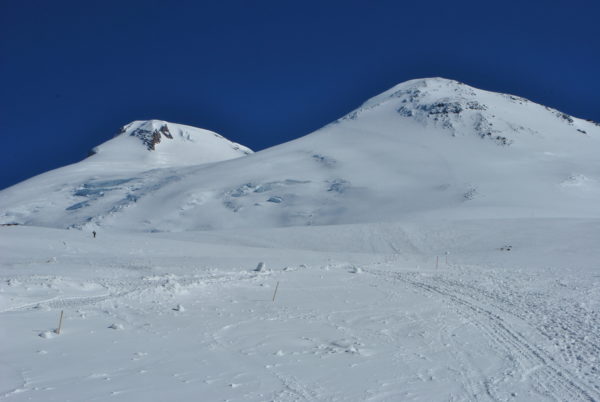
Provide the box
[1,264,598,401]
[2,225,600,401]
[366,266,600,402]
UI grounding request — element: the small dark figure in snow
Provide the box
[92,231,96,238]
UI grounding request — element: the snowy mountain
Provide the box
[1,78,599,231]
[0,119,253,228]
[2,79,600,402]
[89,119,252,166]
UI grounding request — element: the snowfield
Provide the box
[1,78,600,401]
[1,220,600,401]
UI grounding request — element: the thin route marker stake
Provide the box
[436,256,439,269]
[56,310,64,335]
[272,281,280,302]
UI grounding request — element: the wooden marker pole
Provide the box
[56,310,64,334]
[272,281,280,302]
[436,256,439,269]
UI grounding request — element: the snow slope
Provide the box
[88,120,252,167]
[1,78,600,401]
[1,220,599,401]
[1,78,599,231]
[0,119,253,229]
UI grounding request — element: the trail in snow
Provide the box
[1,224,600,401]
[365,266,600,401]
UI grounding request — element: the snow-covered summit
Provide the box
[88,119,253,167]
[1,79,599,230]
[359,77,465,108]
[344,77,599,146]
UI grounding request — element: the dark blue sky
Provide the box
[1,0,599,190]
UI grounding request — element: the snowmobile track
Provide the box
[367,268,600,402]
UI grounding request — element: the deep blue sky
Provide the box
[1,0,599,190]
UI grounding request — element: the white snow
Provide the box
[1,79,599,231]
[1,78,600,401]
[1,221,599,401]
[89,120,252,167]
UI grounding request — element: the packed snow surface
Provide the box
[1,78,600,401]
[1,221,600,401]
